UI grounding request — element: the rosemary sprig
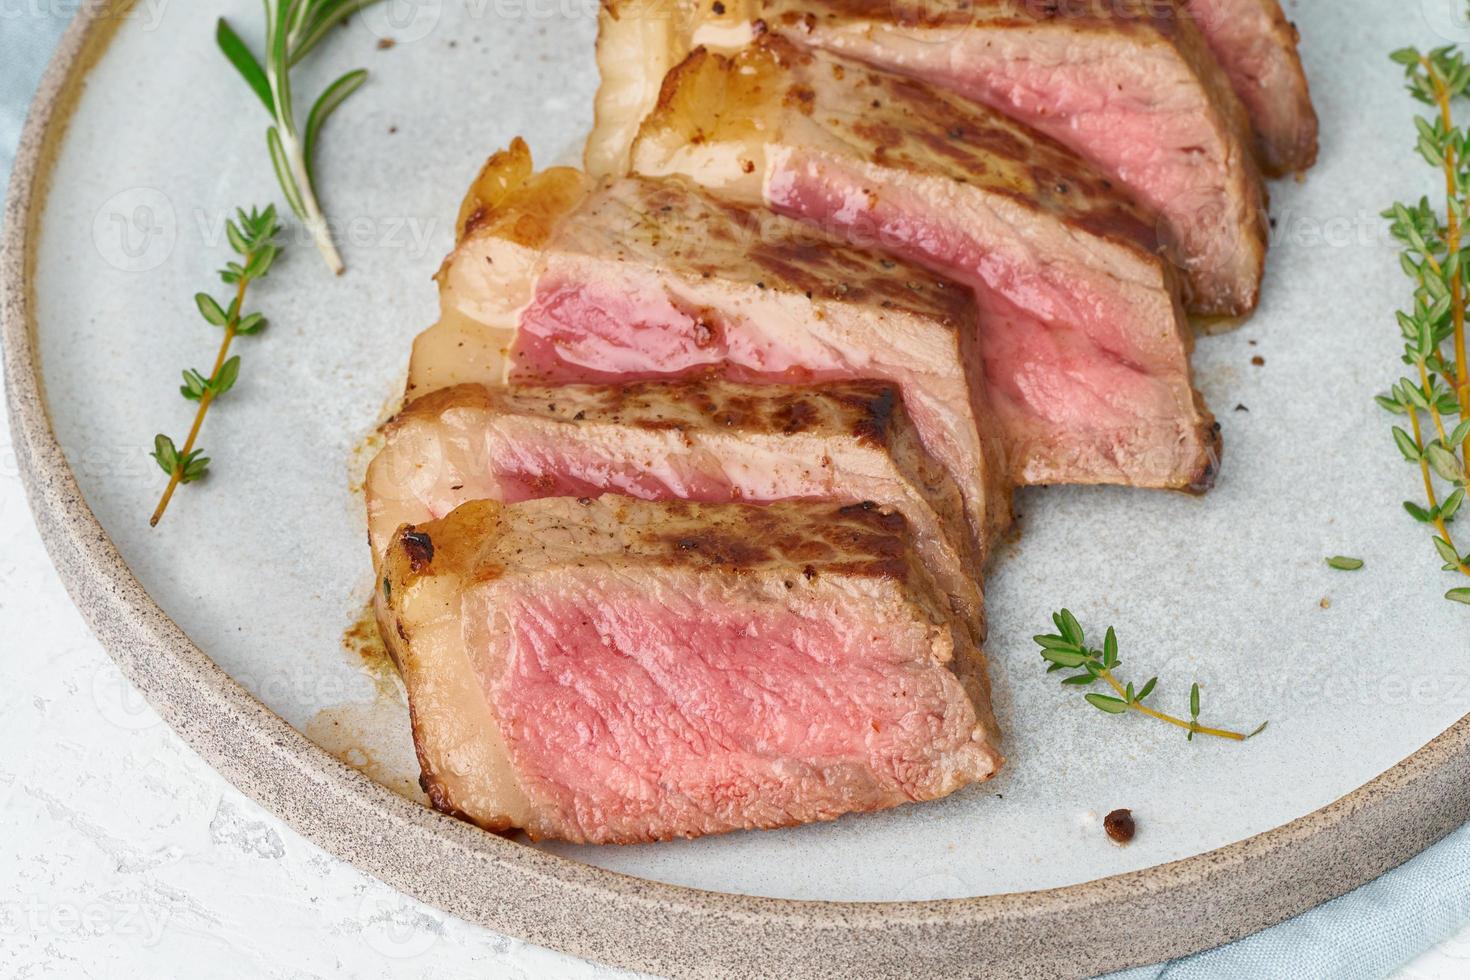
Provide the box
[217,1,384,275]
[1383,44,1470,604]
[1035,609,1267,743]
[149,206,283,527]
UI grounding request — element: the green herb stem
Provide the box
[1383,44,1470,600]
[1035,609,1267,744]
[150,206,282,526]
[1094,669,1254,741]
[218,2,382,275]
[1428,57,1470,412]
[150,273,251,527]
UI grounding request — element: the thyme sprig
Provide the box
[1035,610,1267,743]
[1383,44,1470,605]
[150,206,283,527]
[217,1,384,275]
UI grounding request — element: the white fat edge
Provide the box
[588,5,684,177]
[408,236,539,395]
[394,562,538,829]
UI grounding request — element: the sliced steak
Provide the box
[592,0,1268,316]
[415,140,1012,553]
[378,496,1003,844]
[366,379,985,628]
[630,41,1220,491]
[1183,0,1318,175]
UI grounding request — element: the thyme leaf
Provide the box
[149,206,282,527]
[1035,610,1266,743]
[1381,43,1470,599]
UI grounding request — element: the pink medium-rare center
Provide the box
[379,497,1003,843]
[421,150,1010,552]
[366,380,988,634]
[628,42,1219,489]
[501,261,996,522]
[763,152,1195,417]
[472,575,989,842]
[511,273,854,385]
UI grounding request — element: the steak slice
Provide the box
[366,379,985,629]
[591,0,1268,316]
[378,496,1003,844]
[415,140,1012,554]
[630,41,1220,491]
[1183,0,1318,175]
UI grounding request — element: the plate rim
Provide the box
[6,4,1470,977]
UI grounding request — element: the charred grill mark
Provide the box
[774,397,818,435]
[699,35,1160,263]
[775,0,1176,35]
[783,83,817,114]
[848,385,898,446]
[401,529,435,571]
[1068,207,1161,257]
[403,378,919,446]
[663,532,771,568]
[636,418,689,431]
[1185,419,1224,494]
[461,206,490,237]
[586,173,974,328]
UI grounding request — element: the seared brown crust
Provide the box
[448,140,977,333]
[455,138,593,245]
[371,377,989,646]
[762,9,1267,314]
[422,140,1010,557]
[649,37,1162,259]
[1182,0,1318,175]
[605,0,1268,315]
[1184,418,1224,495]
[385,497,932,590]
[379,495,1004,839]
[632,39,1219,494]
[561,172,978,331]
[387,377,911,449]
[762,0,1186,36]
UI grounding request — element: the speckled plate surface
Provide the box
[7,1,1470,976]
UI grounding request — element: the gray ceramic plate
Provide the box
[7,1,1470,976]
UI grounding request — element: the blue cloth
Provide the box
[1,9,1467,980]
[0,6,67,198]
[1108,820,1470,979]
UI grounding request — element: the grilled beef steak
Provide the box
[366,379,986,626]
[416,141,1011,548]
[378,496,1004,844]
[629,41,1219,491]
[592,0,1267,316]
[1183,0,1317,175]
